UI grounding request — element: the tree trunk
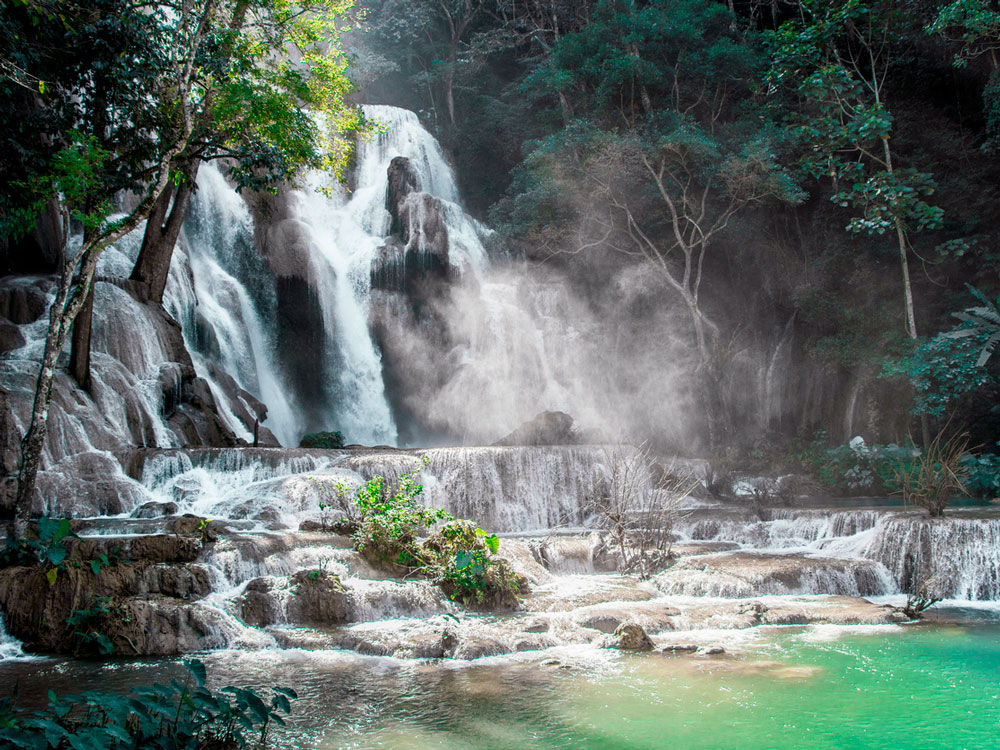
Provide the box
[13,246,101,539]
[68,285,95,391]
[130,161,199,303]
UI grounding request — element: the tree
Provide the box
[499,0,800,446]
[765,0,944,342]
[6,0,358,539]
[926,0,1000,151]
[129,0,361,306]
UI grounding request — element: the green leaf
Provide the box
[46,545,67,566]
[90,560,101,575]
[484,535,500,554]
[46,568,58,586]
[185,658,207,688]
[454,551,474,570]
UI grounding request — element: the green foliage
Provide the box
[959,451,1000,500]
[330,457,451,568]
[331,459,525,608]
[765,0,943,243]
[798,434,916,493]
[925,0,1000,70]
[66,597,116,656]
[883,286,1000,416]
[1,517,77,584]
[421,519,522,609]
[0,659,296,749]
[299,431,346,449]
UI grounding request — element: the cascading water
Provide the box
[165,166,300,445]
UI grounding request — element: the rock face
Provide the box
[494,411,578,446]
[386,156,421,237]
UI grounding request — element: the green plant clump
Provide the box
[0,659,296,749]
[299,431,346,449]
[960,451,1000,500]
[423,520,525,609]
[331,458,527,609]
[1,518,77,585]
[66,596,117,656]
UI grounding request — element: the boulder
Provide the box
[386,156,421,238]
[494,411,578,446]
[132,501,179,519]
[0,558,216,655]
[0,322,25,354]
[607,622,654,652]
[285,570,349,625]
[239,577,285,628]
[0,282,50,323]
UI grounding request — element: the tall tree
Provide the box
[5,0,358,539]
[765,0,945,342]
[498,0,801,446]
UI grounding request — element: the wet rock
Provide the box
[450,633,514,660]
[138,564,213,600]
[69,534,202,564]
[526,575,655,612]
[700,646,726,656]
[239,577,285,628]
[165,516,226,542]
[659,644,699,654]
[652,552,890,598]
[676,596,908,629]
[574,612,625,634]
[32,452,148,517]
[607,622,654,652]
[571,600,680,635]
[112,596,230,655]
[286,570,349,625]
[132,501,179,519]
[0,560,218,655]
[0,322,25,354]
[386,156,421,237]
[494,411,577,446]
[520,618,549,633]
[0,281,50,323]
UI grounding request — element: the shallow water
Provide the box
[3,613,999,749]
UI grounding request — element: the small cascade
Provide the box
[0,615,27,661]
[862,514,1000,600]
[673,508,884,551]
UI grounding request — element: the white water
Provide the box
[119,446,1000,603]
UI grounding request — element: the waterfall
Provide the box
[165,168,300,445]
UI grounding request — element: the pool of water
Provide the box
[2,613,998,749]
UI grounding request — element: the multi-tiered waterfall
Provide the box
[1,106,1000,670]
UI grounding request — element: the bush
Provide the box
[422,520,526,609]
[585,443,694,579]
[330,460,527,608]
[299,431,346,449]
[0,659,295,749]
[959,451,1000,500]
[894,430,970,518]
[342,459,453,570]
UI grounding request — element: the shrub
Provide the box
[585,443,694,579]
[330,458,452,570]
[1,517,77,585]
[959,451,1000,500]
[894,429,970,518]
[299,431,346,449]
[422,520,526,609]
[0,659,295,749]
[330,459,527,608]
